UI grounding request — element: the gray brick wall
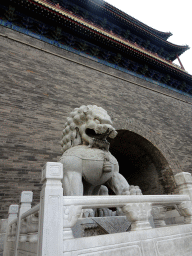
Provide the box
[0,26,192,218]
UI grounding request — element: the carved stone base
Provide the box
[28,232,38,243]
[63,228,74,240]
[131,220,152,231]
[19,234,27,243]
[153,220,166,227]
[7,236,15,242]
[184,216,192,224]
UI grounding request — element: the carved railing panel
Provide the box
[63,194,191,239]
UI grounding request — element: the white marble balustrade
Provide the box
[63,193,191,238]
[3,162,192,256]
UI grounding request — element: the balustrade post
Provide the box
[174,172,192,223]
[122,203,152,231]
[63,204,82,239]
[3,205,19,256]
[37,162,63,256]
[174,172,192,200]
[19,191,33,216]
[151,205,167,227]
[8,205,19,224]
[176,201,192,224]
[15,191,33,256]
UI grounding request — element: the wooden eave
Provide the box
[31,0,189,60]
[96,0,172,39]
[102,5,189,55]
[25,0,190,75]
[58,0,188,56]
[61,0,172,40]
[9,0,191,83]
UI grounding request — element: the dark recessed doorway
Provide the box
[108,130,174,195]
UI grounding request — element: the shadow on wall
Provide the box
[108,130,176,195]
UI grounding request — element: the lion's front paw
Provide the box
[82,209,94,218]
[129,185,142,195]
[97,208,116,217]
[121,190,130,195]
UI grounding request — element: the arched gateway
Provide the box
[109,127,180,195]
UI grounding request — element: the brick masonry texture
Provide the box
[0,26,192,218]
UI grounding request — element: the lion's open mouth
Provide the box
[85,128,111,150]
[86,128,110,141]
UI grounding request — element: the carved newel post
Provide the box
[37,162,63,256]
[122,202,152,231]
[174,172,192,224]
[8,205,19,224]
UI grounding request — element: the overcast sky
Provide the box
[105,0,192,75]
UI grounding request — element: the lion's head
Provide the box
[61,105,117,153]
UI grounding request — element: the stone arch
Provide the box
[110,119,181,195]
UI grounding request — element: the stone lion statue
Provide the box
[60,105,142,197]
